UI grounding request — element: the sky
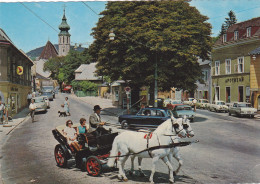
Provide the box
[0,0,259,53]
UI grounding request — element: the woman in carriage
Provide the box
[63,120,80,151]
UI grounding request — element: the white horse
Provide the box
[129,116,195,178]
[107,117,187,183]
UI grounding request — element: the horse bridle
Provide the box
[171,119,184,135]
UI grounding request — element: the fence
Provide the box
[75,90,97,97]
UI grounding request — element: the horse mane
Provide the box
[153,118,173,135]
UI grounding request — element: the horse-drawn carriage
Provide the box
[52,124,118,176]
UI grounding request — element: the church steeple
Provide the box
[58,6,71,56]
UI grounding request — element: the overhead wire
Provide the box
[20,2,59,33]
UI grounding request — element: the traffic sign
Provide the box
[125,86,131,94]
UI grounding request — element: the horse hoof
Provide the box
[173,171,176,176]
[123,178,128,182]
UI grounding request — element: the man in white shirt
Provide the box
[29,99,36,122]
[27,92,32,107]
[192,98,197,112]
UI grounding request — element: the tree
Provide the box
[89,1,212,92]
[218,10,237,36]
[44,56,65,80]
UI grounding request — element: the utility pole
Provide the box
[154,57,158,107]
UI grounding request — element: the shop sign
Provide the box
[17,66,23,75]
[225,77,244,83]
[140,90,148,96]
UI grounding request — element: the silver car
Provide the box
[229,102,257,118]
[33,97,47,112]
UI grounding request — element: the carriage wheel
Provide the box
[86,156,102,176]
[54,144,67,168]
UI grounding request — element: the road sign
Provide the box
[125,86,131,94]
[17,66,23,75]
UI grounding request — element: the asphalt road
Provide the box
[1,93,260,184]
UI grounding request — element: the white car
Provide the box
[183,98,194,106]
[196,99,209,109]
[42,96,50,108]
[208,101,228,113]
[229,102,257,118]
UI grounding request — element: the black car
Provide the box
[118,107,173,129]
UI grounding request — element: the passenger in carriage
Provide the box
[63,120,79,151]
[77,118,89,146]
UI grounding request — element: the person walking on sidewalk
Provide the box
[27,92,32,107]
[29,99,36,122]
[63,97,70,116]
[192,98,197,112]
[0,101,4,124]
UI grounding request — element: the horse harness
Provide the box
[145,132,161,158]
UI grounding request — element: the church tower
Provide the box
[58,7,71,56]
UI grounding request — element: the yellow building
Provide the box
[0,28,34,116]
[249,47,260,110]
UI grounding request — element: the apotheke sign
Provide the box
[225,77,244,83]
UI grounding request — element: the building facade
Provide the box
[0,28,34,115]
[58,8,71,56]
[249,47,260,109]
[212,17,260,104]
[194,59,211,101]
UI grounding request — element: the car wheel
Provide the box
[190,118,194,122]
[229,112,231,116]
[250,115,254,118]
[121,120,129,129]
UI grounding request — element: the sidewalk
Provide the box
[69,94,126,116]
[0,108,30,184]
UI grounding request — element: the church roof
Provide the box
[39,41,58,60]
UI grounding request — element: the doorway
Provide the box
[226,87,231,103]
[238,86,243,102]
[258,95,260,110]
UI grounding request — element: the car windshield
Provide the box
[34,98,44,103]
[189,99,193,101]
[217,102,225,105]
[201,100,208,103]
[238,103,252,107]
[172,100,182,104]
[176,106,192,110]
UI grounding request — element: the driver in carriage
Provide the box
[89,105,110,136]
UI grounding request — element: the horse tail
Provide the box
[107,136,119,167]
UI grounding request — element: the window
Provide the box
[225,59,231,74]
[215,61,220,75]
[238,86,244,102]
[202,70,208,82]
[237,57,244,73]
[226,87,231,103]
[215,86,220,101]
[246,27,251,37]
[234,31,239,40]
[223,34,227,42]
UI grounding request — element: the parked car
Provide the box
[229,102,257,118]
[183,98,194,106]
[42,96,50,108]
[171,100,183,109]
[208,101,228,113]
[118,108,173,129]
[196,99,209,109]
[41,91,54,101]
[33,97,47,113]
[172,105,195,122]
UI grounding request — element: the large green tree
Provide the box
[43,56,65,80]
[89,1,212,92]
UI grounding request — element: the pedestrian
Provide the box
[0,101,4,124]
[29,99,36,122]
[63,97,70,116]
[89,105,108,136]
[27,92,32,107]
[192,98,197,112]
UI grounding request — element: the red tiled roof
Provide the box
[215,17,260,45]
[39,41,58,59]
